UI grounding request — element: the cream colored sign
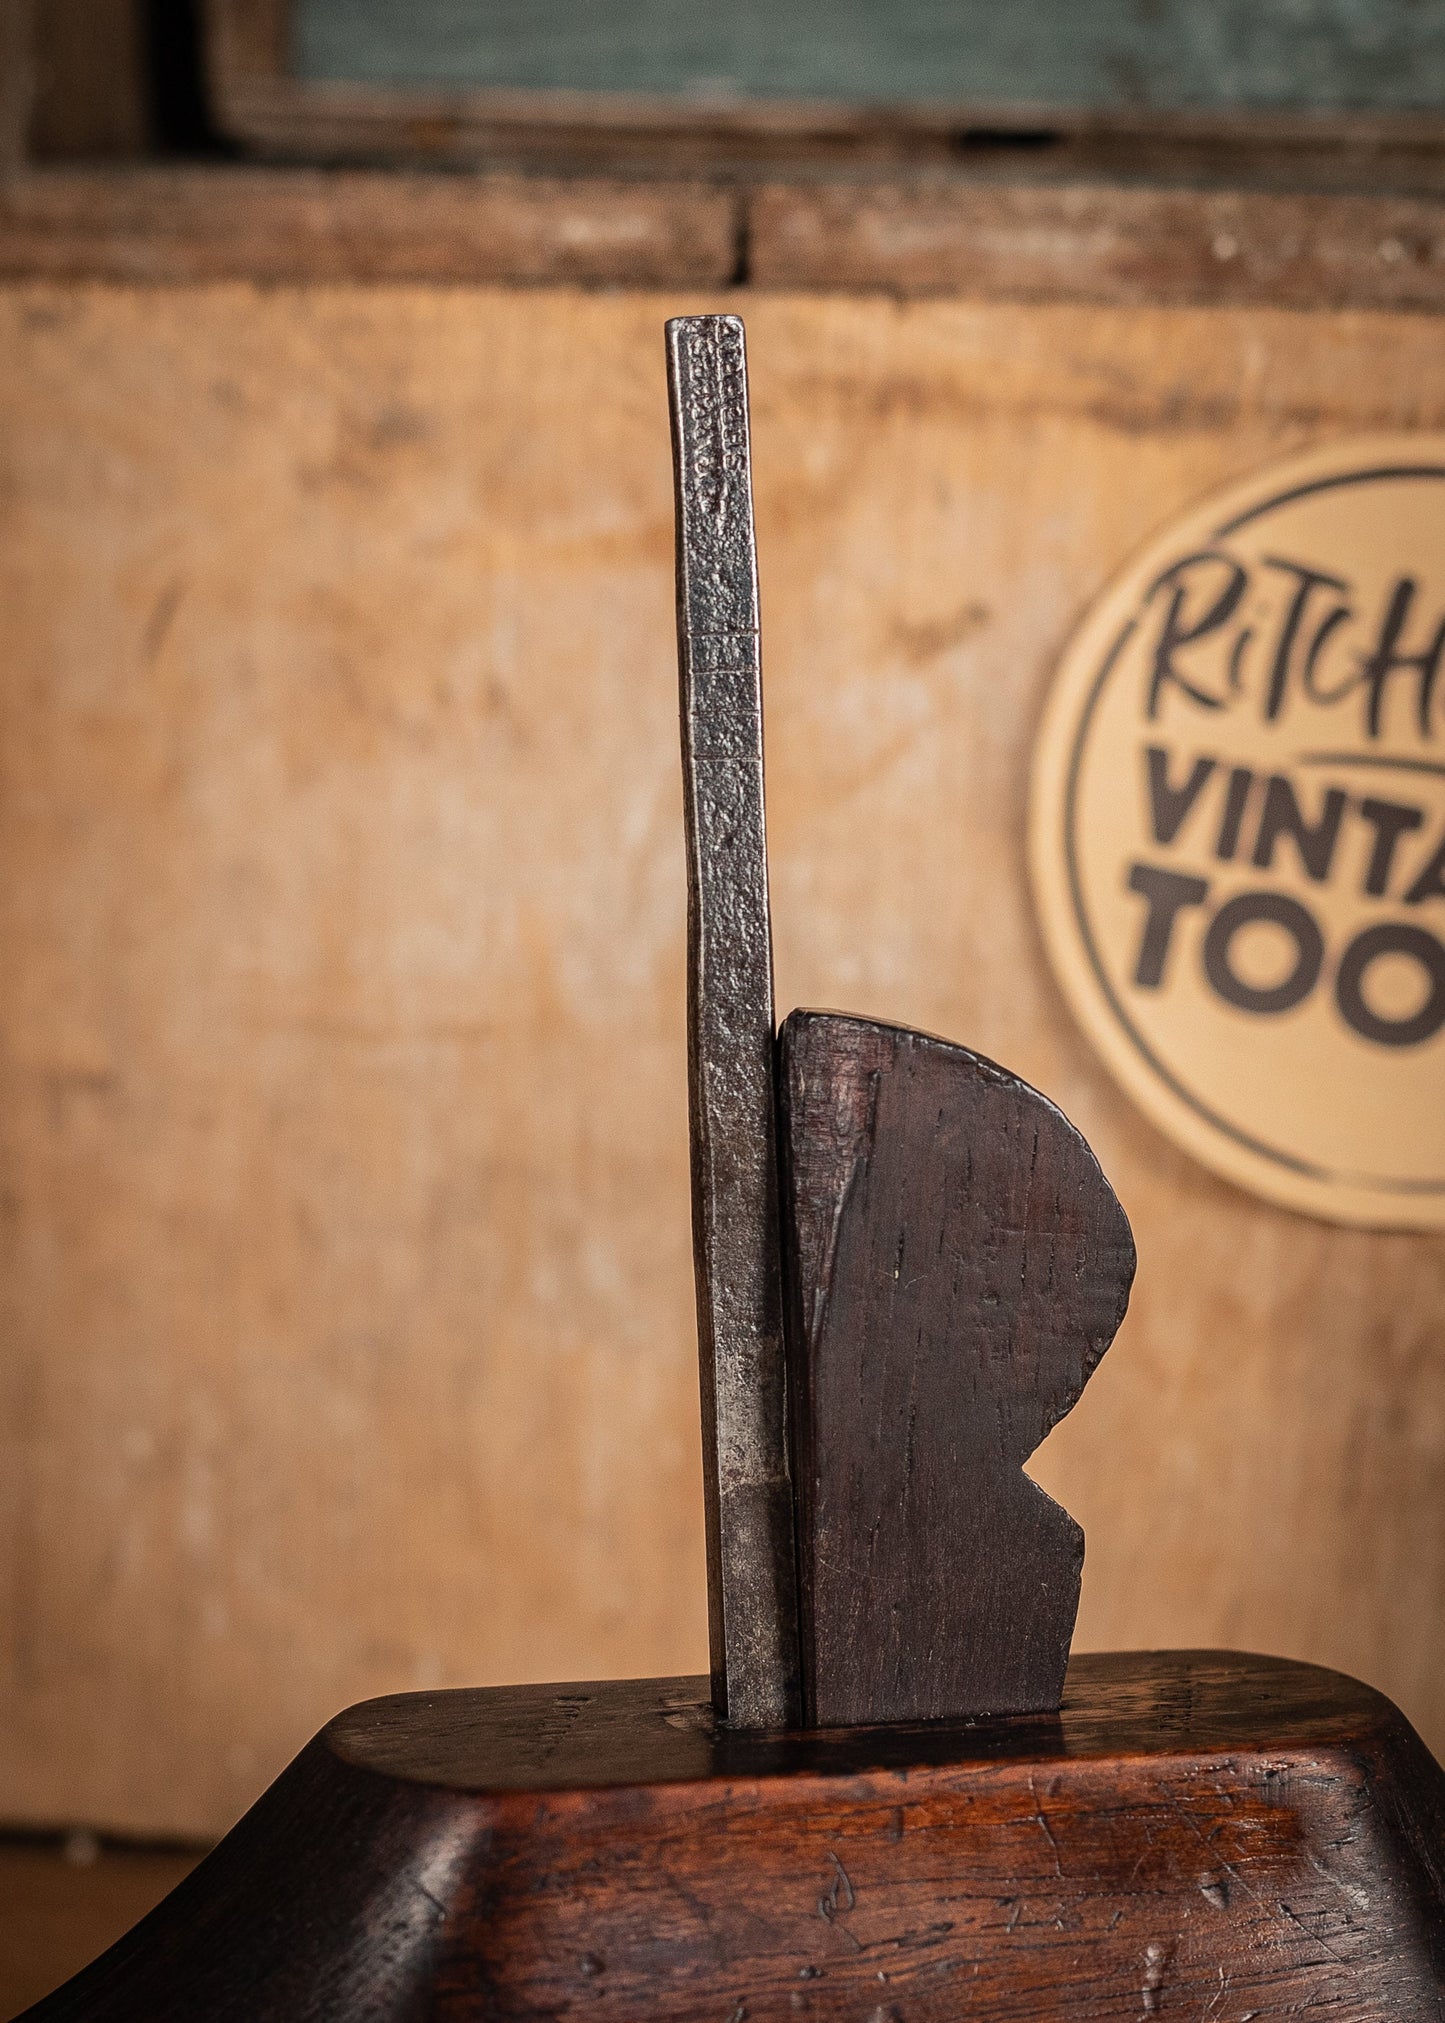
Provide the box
[1031,438,1445,1229]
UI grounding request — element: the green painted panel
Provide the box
[295,0,1445,115]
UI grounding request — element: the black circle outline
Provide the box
[1061,461,1445,1197]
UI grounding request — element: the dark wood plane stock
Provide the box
[20,314,1445,2018]
[780,1010,1135,1728]
[22,1655,1445,2020]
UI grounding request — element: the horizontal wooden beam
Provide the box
[750,177,1445,310]
[0,166,741,286]
[3,164,1445,310]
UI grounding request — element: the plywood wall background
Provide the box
[1,280,1443,1839]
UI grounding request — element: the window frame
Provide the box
[204,0,1445,177]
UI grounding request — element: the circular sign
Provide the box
[1030,438,1445,1229]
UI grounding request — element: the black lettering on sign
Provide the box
[1136,556,1445,742]
[1126,864,1210,988]
[1214,767,1255,862]
[1358,799,1426,898]
[1358,577,1445,741]
[1300,599,1355,703]
[1145,746,1216,845]
[1202,891,1324,1016]
[1258,557,1350,722]
[1406,832,1445,906]
[1144,554,1249,720]
[1251,776,1348,884]
[1336,923,1445,1048]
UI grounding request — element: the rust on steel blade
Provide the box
[666,314,800,1729]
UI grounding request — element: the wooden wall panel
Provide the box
[0,282,1443,1837]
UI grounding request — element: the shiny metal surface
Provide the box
[666,314,800,1728]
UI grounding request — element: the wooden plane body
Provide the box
[23,1651,1445,2021]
